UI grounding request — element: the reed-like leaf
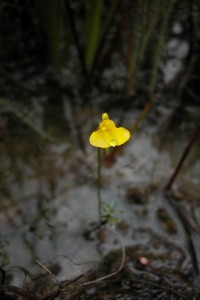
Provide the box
[92,0,120,70]
[149,0,176,97]
[127,0,159,94]
[0,99,54,142]
[84,0,104,71]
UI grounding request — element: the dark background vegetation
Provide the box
[0,0,200,116]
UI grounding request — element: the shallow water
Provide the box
[0,100,200,289]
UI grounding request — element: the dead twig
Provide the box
[165,120,200,191]
[36,259,92,300]
[83,230,126,285]
[104,73,183,165]
[83,219,108,239]
[35,260,61,287]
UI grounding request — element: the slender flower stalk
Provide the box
[89,113,130,222]
[97,148,102,222]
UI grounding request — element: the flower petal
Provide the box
[89,130,110,148]
[115,127,130,145]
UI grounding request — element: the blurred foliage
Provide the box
[32,0,66,69]
[0,0,199,132]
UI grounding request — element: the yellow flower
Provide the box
[89,113,130,148]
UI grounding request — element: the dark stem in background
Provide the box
[64,0,88,78]
[167,197,200,276]
[0,267,5,299]
[165,120,200,191]
[97,148,102,222]
[104,72,183,165]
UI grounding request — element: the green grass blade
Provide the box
[149,0,176,97]
[0,99,55,142]
[84,0,104,71]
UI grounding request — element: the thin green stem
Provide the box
[97,148,102,222]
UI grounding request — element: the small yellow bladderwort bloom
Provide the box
[89,113,130,148]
